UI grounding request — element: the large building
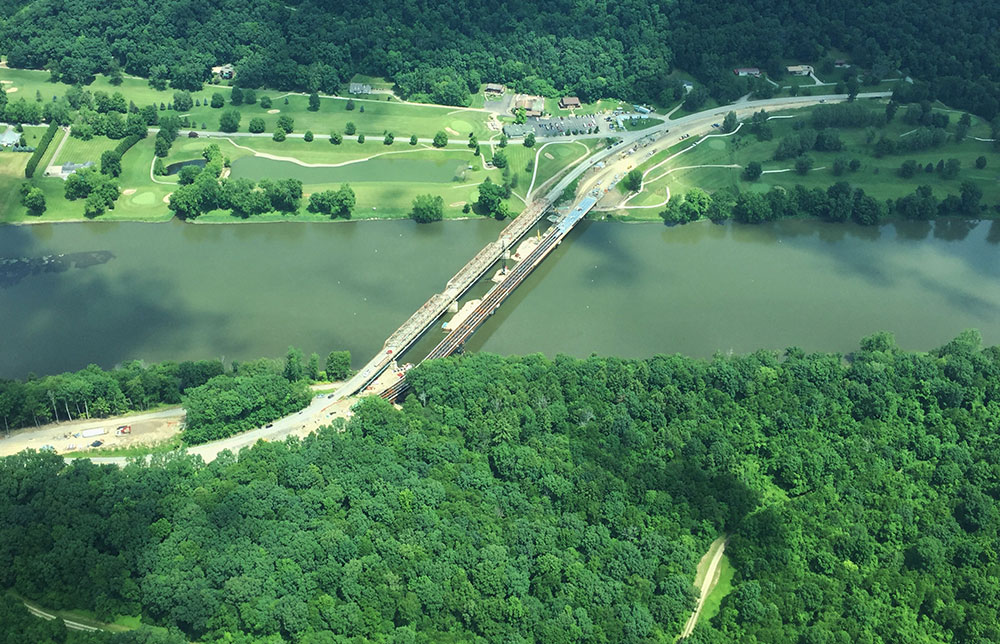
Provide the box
[787,65,814,76]
[559,96,582,109]
[349,83,372,95]
[513,95,545,117]
[733,67,761,77]
[502,124,534,138]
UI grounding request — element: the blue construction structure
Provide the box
[558,196,597,233]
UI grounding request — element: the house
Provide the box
[211,64,234,79]
[484,83,506,96]
[502,124,534,138]
[834,59,850,68]
[349,83,372,95]
[513,95,544,117]
[733,68,761,77]
[787,65,814,76]
[0,127,21,147]
[61,161,93,178]
[559,96,582,109]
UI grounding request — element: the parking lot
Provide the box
[526,114,602,138]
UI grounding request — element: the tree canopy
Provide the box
[2,335,999,642]
[2,0,995,115]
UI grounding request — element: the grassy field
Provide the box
[699,554,735,625]
[620,103,1000,219]
[47,135,119,171]
[0,67,492,140]
[185,93,490,139]
[624,117,664,131]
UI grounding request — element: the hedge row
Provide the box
[113,133,143,157]
[23,122,59,178]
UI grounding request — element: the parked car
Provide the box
[90,440,103,448]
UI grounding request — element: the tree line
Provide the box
[662,180,985,227]
[1,334,998,642]
[1,0,997,118]
[0,348,351,436]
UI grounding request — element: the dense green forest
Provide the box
[1,0,998,116]
[2,334,998,642]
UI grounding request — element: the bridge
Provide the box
[378,195,598,401]
[331,90,895,404]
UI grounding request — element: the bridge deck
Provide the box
[379,194,598,401]
[330,198,552,400]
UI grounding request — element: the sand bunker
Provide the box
[267,109,280,114]
[6,87,17,93]
[445,127,459,136]
[162,192,173,203]
[449,201,466,207]
[122,188,137,195]
[544,152,555,160]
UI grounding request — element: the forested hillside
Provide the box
[0,0,997,116]
[2,334,998,643]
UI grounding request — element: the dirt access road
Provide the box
[680,536,729,639]
[0,407,185,458]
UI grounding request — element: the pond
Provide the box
[1,217,998,379]
[165,158,207,175]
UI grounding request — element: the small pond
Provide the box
[165,158,207,175]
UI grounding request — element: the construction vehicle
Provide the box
[115,425,132,436]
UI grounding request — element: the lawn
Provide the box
[624,117,664,131]
[186,93,489,140]
[617,103,1000,220]
[47,135,119,171]
[0,67,492,140]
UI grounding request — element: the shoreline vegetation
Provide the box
[0,347,351,444]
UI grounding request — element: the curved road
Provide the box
[70,91,891,466]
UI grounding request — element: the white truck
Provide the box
[80,427,107,439]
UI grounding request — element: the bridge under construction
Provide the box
[378,195,598,401]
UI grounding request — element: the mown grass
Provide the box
[1,67,492,140]
[618,103,1000,220]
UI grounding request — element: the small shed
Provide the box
[349,83,372,95]
[559,96,582,109]
[0,127,20,147]
[485,83,506,95]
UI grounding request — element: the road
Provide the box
[62,91,892,466]
[23,601,101,632]
[680,536,730,639]
[0,407,185,458]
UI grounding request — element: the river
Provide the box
[1,218,998,379]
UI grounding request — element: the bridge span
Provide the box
[379,195,598,401]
